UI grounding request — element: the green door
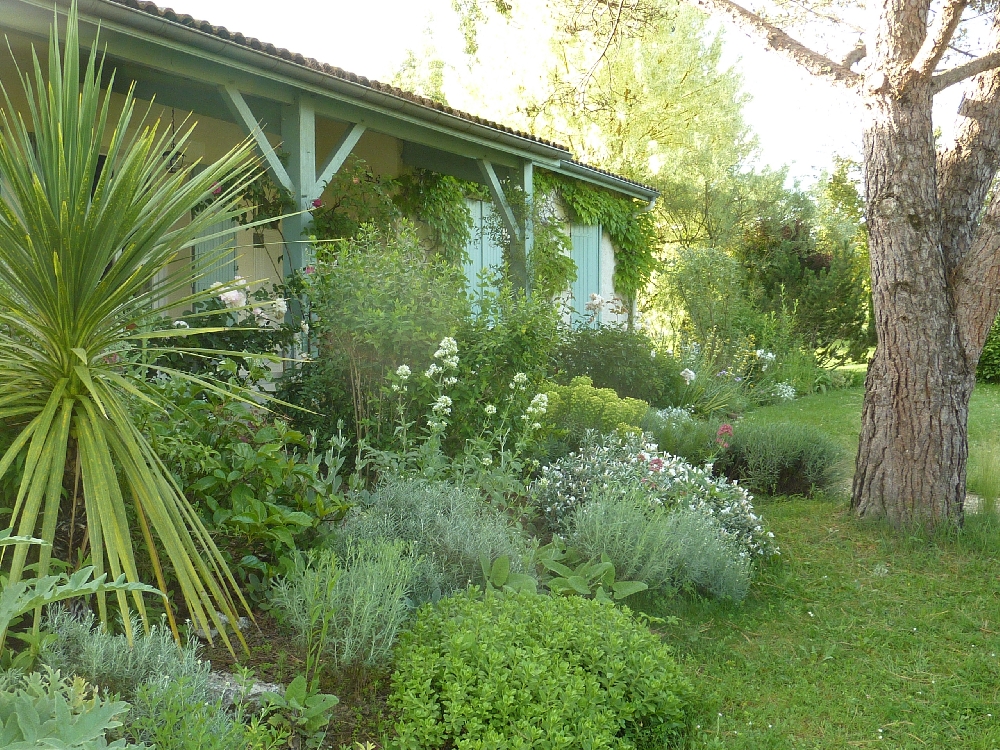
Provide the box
[570,223,601,323]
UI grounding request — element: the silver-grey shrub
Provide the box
[336,478,534,600]
[270,539,418,671]
[41,608,209,700]
[568,488,751,602]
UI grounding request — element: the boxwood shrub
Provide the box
[388,590,693,749]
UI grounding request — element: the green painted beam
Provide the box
[522,160,534,297]
[478,159,520,243]
[281,96,316,274]
[313,122,365,199]
[220,85,294,193]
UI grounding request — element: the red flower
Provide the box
[211,182,222,196]
[311,198,323,208]
[302,265,316,275]
[649,457,664,472]
[717,423,734,438]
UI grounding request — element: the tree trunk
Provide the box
[852,72,974,527]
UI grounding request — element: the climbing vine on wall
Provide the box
[535,170,658,306]
[394,169,475,267]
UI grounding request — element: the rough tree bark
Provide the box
[678,0,1000,527]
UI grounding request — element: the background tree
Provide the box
[462,0,1000,527]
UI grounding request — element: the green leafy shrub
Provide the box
[568,489,751,601]
[42,609,208,701]
[0,668,132,749]
[336,478,533,602]
[281,223,468,450]
[552,325,682,405]
[715,420,844,496]
[544,376,649,448]
[270,541,418,672]
[533,432,778,558]
[640,407,722,466]
[361,338,549,499]
[389,590,693,749]
[450,281,561,447]
[137,375,349,604]
[978,315,1000,383]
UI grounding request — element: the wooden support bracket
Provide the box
[312,122,367,200]
[220,85,294,193]
[477,159,521,243]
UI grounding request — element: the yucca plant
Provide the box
[0,3,273,650]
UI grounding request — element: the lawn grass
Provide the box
[652,385,1000,748]
[657,500,1000,749]
[749,383,1000,502]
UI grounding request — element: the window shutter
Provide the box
[570,223,602,323]
[192,218,238,293]
[463,199,504,294]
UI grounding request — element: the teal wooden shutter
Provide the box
[571,223,601,323]
[463,198,484,288]
[463,199,504,293]
[192,218,238,293]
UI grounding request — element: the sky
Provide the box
[166,0,870,184]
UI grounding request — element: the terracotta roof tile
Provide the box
[100,0,658,196]
[105,0,568,150]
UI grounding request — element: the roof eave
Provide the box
[76,0,571,164]
[556,160,659,203]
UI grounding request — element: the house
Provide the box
[0,0,658,325]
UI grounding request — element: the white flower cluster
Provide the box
[432,395,452,416]
[755,349,777,371]
[252,297,288,328]
[584,293,605,313]
[396,364,411,381]
[212,276,249,309]
[773,382,796,401]
[433,337,459,370]
[485,404,497,415]
[510,372,529,391]
[680,368,697,385]
[654,406,696,429]
[526,393,548,417]
[531,432,779,558]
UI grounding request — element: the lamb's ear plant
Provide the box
[0,1,273,650]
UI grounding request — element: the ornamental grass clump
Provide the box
[0,3,265,644]
[531,432,778,558]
